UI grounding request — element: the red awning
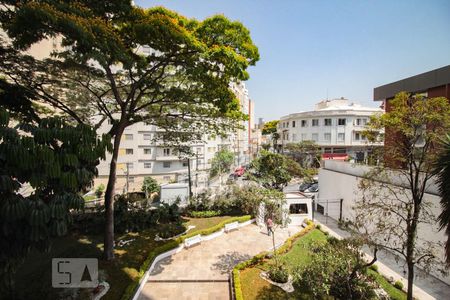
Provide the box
[321,153,348,160]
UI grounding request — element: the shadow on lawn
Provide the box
[212,251,252,274]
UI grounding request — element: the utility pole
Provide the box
[125,162,131,193]
[187,158,193,198]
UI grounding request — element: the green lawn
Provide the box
[13,215,237,300]
[239,228,406,300]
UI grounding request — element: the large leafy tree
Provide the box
[0,99,109,295]
[210,148,234,178]
[249,150,293,190]
[354,92,450,300]
[141,176,159,199]
[0,1,259,259]
[262,120,279,135]
[434,135,450,265]
[285,140,321,168]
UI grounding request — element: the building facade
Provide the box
[277,98,383,161]
[94,120,232,194]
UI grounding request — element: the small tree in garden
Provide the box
[354,92,450,300]
[95,184,105,199]
[142,176,159,199]
[210,148,234,178]
[294,237,378,299]
[285,140,321,168]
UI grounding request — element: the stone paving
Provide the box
[137,223,303,300]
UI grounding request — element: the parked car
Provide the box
[304,183,319,193]
[234,166,245,177]
[299,182,314,192]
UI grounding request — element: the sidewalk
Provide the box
[314,214,450,300]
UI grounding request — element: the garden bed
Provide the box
[234,227,407,300]
[13,215,250,300]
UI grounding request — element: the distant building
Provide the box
[277,98,383,161]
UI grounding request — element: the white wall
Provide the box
[318,161,449,284]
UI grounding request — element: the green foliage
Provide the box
[369,264,379,272]
[0,108,109,294]
[249,150,292,190]
[188,210,222,218]
[293,238,376,299]
[95,184,105,198]
[210,148,234,178]
[157,223,186,239]
[262,120,279,135]
[1,0,259,259]
[433,135,450,265]
[268,262,289,283]
[368,270,407,300]
[141,176,159,198]
[285,141,321,168]
[394,280,404,290]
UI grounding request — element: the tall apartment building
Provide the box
[277,98,383,161]
[93,119,233,193]
[230,82,253,165]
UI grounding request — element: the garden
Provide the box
[234,223,407,300]
[11,182,272,300]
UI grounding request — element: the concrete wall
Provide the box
[318,160,449,284]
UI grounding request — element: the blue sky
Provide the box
[135,0,450,121]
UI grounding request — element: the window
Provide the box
[107,119,113,125]
[143,133,152,140]
[163,162,171,168]
[324,133,331,141]
[301,120,307,127]
[128,176,135,183]
[282,122,286,128]
[354,132,361,141]
[125,148,133,155]
[292,121,296,127]
[312,133,318,142]
[182,161,189,167]
[143,148,151,155]
[324,119,332,126]
[144,162,152,168]
[163,176,171,181]
[196,147,202,153]
[338,118,346,126]
[127,163,134,169]
[338,133,345,142]
[362,118,368,125]
[289,203,308,214]
[163,148,170,156]
[301,133,307,141]
[312,119,319,126]
[124,134,133,140]
[355,118,361,126]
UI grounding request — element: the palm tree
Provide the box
[435,134,450,265]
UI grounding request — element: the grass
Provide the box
[368,269,407,300]
[13,215,238,300]
[83,195,97,201]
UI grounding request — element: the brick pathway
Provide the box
[137,223,302,300]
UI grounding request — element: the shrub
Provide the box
[188,210,222,218]
[316,224,321,230]
[394,280,404,290]
[268,263,289,283]
[369,264,379,272]
[95,184,105,198]
[158,223,186,239]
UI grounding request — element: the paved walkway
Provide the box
[137,223,302,300]
[315,214,450,300]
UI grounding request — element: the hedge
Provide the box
[121,215,252,300]
[232,222,316,300]
[188,210,222,218]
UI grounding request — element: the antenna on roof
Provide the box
[326,88,329,100]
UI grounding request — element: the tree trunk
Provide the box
[407,260,414,300]
[103,124,125,260]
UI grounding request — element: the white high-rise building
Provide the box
[277,98,383,161]
[93,119,232,194]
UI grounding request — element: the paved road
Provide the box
[137,223,303,300]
